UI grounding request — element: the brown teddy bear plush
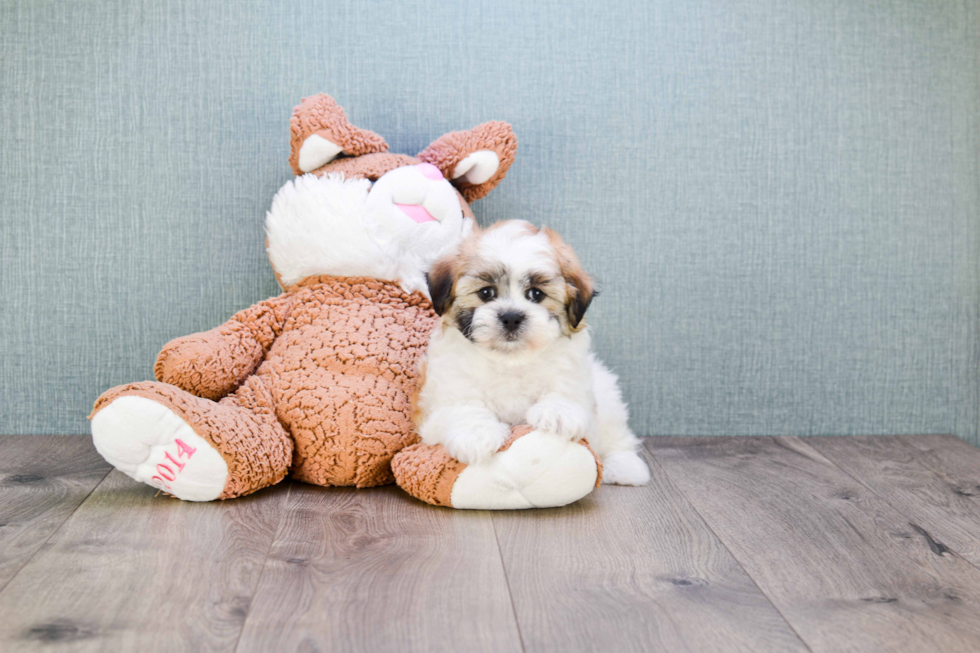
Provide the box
[90,94,600,508]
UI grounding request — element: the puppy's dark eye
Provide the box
[478,287,497,302]
[526,288,545,303]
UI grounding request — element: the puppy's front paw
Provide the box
[527,396,591,441]
[444,421,511,466]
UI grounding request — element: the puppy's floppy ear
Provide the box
[543,228,595,331]
[567,280,596,331]
[426,256,458,316]
[417,122,517,203]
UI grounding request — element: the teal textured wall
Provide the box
[1,0,978,441]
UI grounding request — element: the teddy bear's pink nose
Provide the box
[416,163,444,180]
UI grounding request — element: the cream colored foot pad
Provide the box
[91,396,228,501]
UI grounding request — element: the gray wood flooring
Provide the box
[1,435,979,652]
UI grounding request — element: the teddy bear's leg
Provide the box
[392,426,602,509]
[90,377,292,501]
[282,370,420,489]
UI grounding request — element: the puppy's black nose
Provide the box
[499,310,525,333]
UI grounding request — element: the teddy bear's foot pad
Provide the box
[393,428,601,510]
[451,430,599,509]
[91,395,228,501]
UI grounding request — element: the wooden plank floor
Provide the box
[1,435,979,652]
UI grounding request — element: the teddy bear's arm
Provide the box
[154,294,295,401]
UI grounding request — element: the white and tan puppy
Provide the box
[415,220,650,485]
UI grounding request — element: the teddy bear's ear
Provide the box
[289,94,389,175]
[417,122,517,203]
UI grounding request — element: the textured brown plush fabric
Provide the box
[417,121,518,202]
[94,276,437,496]
[155,295,296,401]
[272,276,436,487]
[290,94,517,201]
[390,440,467,507]
[90,379,294,499]
[311,152,420,182]
[289,94,389,175]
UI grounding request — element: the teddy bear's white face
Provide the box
[368,163,463,226]
[266,165,473,296]
[362,163,472,292]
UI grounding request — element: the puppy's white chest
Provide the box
[421,327,592,427]
[480,369,551,424]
